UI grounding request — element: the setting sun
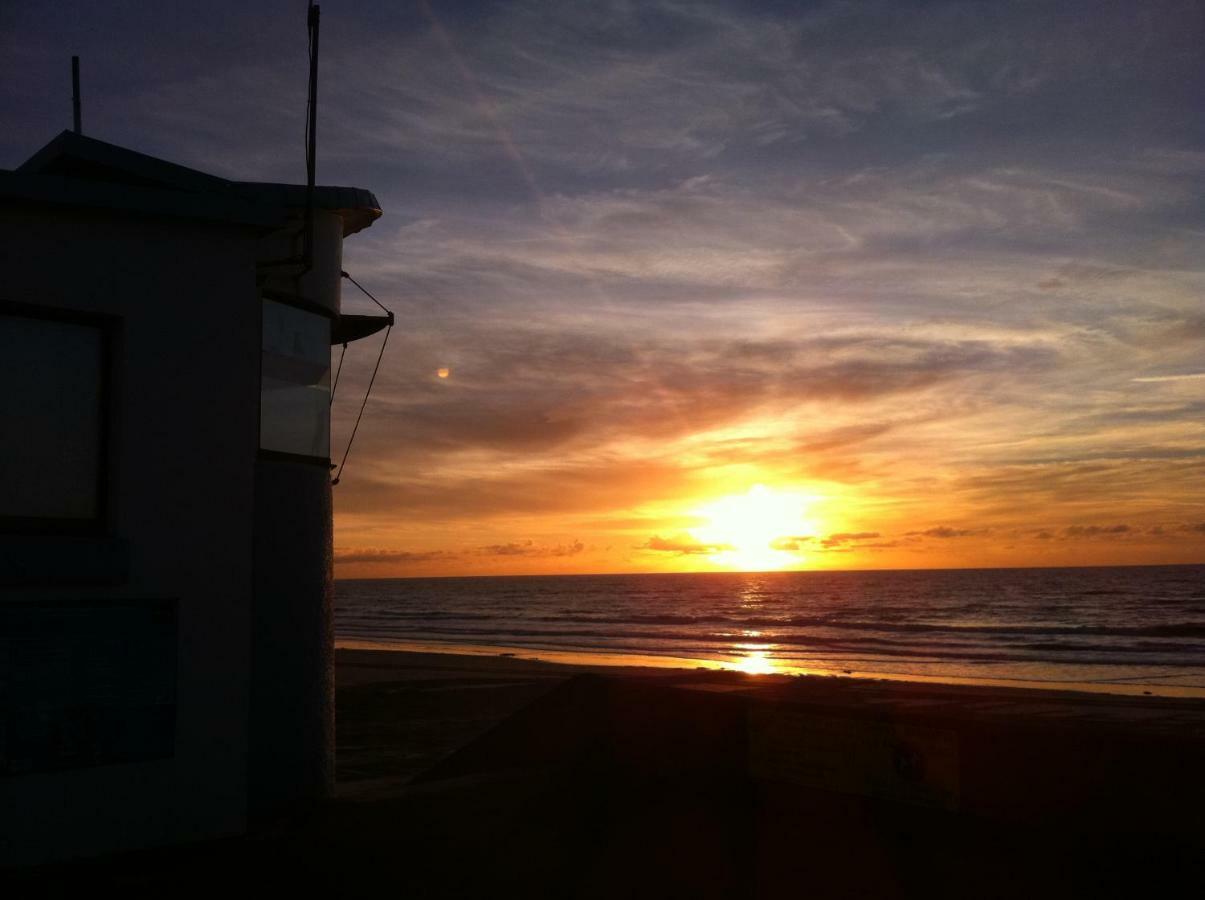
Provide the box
[690,484,819,571]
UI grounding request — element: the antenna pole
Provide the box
[71,56,82,134]
[303,3,320,273]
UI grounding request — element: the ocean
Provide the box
[334,565,1205,695]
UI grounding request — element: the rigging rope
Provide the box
[331,270,395,485]
[330,341,347,403]
[341,270,392,316]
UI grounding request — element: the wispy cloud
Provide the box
[1133,373,1205,383]
[641,535,732,556]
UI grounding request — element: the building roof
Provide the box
[2,131,382,236]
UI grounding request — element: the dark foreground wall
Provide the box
[1,212,260,865]
[249,459,334,821]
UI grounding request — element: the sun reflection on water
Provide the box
[732,649,777,675]
[739,577,769,606]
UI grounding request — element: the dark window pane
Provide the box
[0,313,103,524]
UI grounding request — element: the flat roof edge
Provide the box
[231,182,382,235]
[0,171,285,230]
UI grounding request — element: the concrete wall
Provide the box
[0,207,262,865]
[249,460,334,821]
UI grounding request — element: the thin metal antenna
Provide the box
[303,3,320,273]
[71,56,82,134]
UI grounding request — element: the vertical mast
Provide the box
[303,4,321,273]
[71,56,82,134]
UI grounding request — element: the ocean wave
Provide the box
[334,566,1205,684]
[439,611,1205,639]
[335,620,1205,661]
[335,626,1205,670]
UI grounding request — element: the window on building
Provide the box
[260,299,331,460]
[0,305,108,532]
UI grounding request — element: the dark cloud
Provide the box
[641,535,732,555]
[333,548,450,565]
[771,536,812,551]
[820,531,881,548]
[906,526,980,538]
[335,539,586,565]
[479,541,538,557]
[1063,524,1131,538]
[476,540,585,558]
[1023,523,1204,542]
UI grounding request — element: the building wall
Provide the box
[250,207,344,820]
[250,459,334,821]
[0,207,262,865]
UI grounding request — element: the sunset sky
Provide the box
[5,1,1204,575]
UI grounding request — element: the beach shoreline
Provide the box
[335,638,1205,699]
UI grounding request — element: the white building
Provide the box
[0,131,385,865]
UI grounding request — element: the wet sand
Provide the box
[336,638,1205,699]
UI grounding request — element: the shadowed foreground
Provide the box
[8,649,1205,898]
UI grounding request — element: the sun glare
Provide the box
[690,484,818,571]
[733,649,778,675]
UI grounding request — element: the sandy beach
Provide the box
[12,645,1205,898]
[334,644,776,797]
[342,651,1204,804]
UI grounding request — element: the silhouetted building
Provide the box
[0,131,384,865]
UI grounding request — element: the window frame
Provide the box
[0,299,115,536]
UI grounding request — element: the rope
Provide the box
[331,269,395,485]
[331,324,390,485]
[330,341,347,403]
[341,270,392,315]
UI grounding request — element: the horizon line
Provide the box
[334,559,1205,582]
